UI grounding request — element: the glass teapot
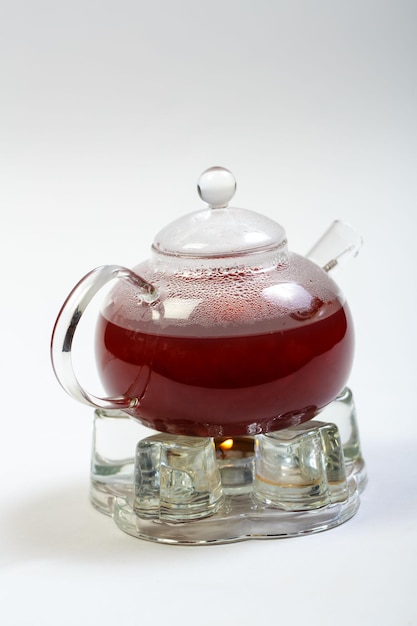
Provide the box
[51,167,361,437]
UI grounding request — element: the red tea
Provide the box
[95,297,353,436]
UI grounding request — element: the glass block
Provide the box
[134,434,224,522]
[254,421,348,511]
[315,421,348,503]
[318,387,366,491]
[90,408,141,514]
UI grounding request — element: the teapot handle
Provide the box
[50,265,158,411]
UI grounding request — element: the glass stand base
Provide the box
[90,388,366,545]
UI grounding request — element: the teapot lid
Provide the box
[152,167,287,259]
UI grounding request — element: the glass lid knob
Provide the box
[152,166,287,259]
[197,166,237,208]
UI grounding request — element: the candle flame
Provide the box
[219,438,234,451]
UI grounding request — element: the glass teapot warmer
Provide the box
[51,167,366,545]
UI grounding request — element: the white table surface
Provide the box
[1,2,416,624]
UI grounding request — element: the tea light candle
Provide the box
[215,437,255,460]
[214,437,255,494]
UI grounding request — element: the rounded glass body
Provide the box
[95,249,354,437]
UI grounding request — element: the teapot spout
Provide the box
[306,220,362,275]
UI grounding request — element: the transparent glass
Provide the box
[90,408,141,514]
[317,386,367,491]
[89,388,366,544]
[134,434,224,521]
[50,167,365,544]
[254,422,348,511]
[93,250,354,437]
[154,166,286,257]
[306,220,362,274]
[51,168,362,438]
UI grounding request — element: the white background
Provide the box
[1,1,416,624]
